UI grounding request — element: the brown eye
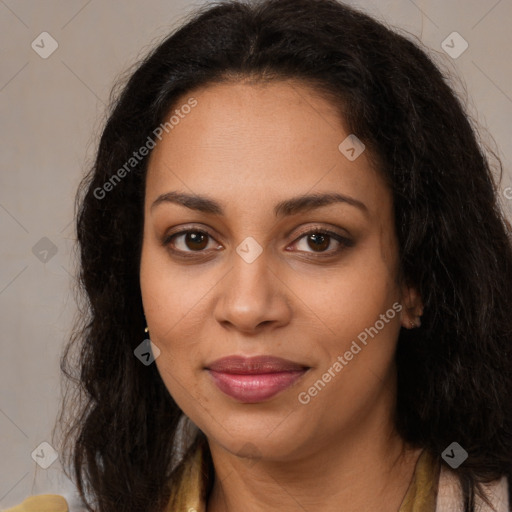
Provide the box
[165,230,219,253]
[295,231,339,253]
[289,228,353,257]
[306,233,330,252]
[183,231,208,250]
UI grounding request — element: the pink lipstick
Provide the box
[206,355,309,403]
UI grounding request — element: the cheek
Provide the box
[140,245,214,404]
[295,268,401,426]
[307,282,401,388]
[140,243,214,342]
[156,355,217,436]
[155,346,207,409]
[306,248,399,345]
[299,240,401,393]
[296,321,400,437]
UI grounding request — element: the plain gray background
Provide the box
[1,0,511,509]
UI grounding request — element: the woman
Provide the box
[9,0,512,510]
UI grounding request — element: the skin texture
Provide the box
[139,79,424,512]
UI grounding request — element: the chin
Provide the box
[201,412,313,461]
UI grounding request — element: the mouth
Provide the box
[205,355,310,403]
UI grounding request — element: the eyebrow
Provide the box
[150,191,368,217]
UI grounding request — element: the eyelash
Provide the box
[162,225,353,260]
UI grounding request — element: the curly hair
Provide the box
[54,1,512,511]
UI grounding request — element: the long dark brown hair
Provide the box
[54,1,512,510]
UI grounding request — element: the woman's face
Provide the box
[140,79,418,461]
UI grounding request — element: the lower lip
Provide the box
[207,369,308,403]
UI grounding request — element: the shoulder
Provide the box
[2,494,68,512]
[436,466,509,512]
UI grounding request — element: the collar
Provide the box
[399,449,440,512]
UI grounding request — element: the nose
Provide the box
[213,250,292,333]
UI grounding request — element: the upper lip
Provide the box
[206,355,309,374]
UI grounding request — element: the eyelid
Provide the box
[163,223,219,241]
[290,223,352,241]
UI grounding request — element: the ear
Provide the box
[399,284,424,329]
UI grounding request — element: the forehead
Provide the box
[145,80,390,216]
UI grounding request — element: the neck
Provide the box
[205,394,422,512]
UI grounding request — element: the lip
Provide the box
[206,356,309,403]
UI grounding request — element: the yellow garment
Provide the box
[167,443,209,512]
[399,449,440,512]
[2,494,68,512]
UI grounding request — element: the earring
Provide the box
[409,317,422,329]
[144,326,149,335]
